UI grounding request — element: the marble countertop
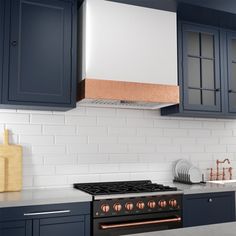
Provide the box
[0,181,236,208]
[126,221,236,236]
[168,181,236,195]
[0,187,92,208]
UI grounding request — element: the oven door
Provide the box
[93,211,182,236]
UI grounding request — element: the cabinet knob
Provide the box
[11,41,17,47]
[208,198,213,203]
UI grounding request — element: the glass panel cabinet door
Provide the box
[227,32,236,113]
[181,23,221,112]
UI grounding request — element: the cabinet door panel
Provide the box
[0,0,4,103]
[227,32,236,113]
[0,220,30,236]
[182,23,221,112]
[6,0,72,105]
[183,192,235,227]
[39,216,85,236]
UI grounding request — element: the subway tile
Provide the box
[31,114,64,124]
[43,125,76,135]
[0,113,29,124]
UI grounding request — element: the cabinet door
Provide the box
[227,31,236,113]
[5,0,72,106]
[0,220,32,236]
[33,215,88,236]
[181,23,221,112]
[183,192,235,227]
[0,0,4,103]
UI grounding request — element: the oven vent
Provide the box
[78,98,173,110]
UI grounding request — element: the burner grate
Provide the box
[73,180,178,195]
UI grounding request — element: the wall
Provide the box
[0,105,236,189]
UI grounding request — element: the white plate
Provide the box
[188,166,202,183]
[175,159,191,178]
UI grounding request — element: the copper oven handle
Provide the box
[100,216,181,230]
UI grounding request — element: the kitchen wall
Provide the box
[0,106,236,189]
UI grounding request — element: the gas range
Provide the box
[74,180,183,236]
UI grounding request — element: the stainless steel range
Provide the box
[74,180,183,236]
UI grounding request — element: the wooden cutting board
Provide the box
[0,129,22,192]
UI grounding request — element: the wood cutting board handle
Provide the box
[4,129,9,145]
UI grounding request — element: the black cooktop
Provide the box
[73,180,178,195]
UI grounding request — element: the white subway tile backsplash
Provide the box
[97,117,126,127]
[67,144,98,153]
[0,105,235,189]
[44,154,77,165]
[55,136,87,144]
[6,124,42,134]
[99,144,128,153]
[66,116,97,126]
[55,165,89,175]
[0,113,29,124]
[32,145,65,154]
[20,135,54,145]
[43,125,76,135]
[31,114,64,124]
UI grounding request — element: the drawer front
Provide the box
[0,202,91,221]
[183,191,235,227]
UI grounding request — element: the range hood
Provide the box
[77,0,179,110]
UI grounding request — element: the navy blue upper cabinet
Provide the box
[226,31,236,114]
[183,192,235,227]
[2,0,77,110]
[182,24,221,112]
[161,21,236,118]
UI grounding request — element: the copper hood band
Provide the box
[77,79,179,104]
[100,216,182,230]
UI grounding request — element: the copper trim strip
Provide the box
[100,216,181,230]
[77,79,179,104]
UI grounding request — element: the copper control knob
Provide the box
[147,200,156,209]
[113,203,122,212]
[158,200,167,208]
[136,201,145,210]
[101,204,110,213]
[125,202,134,211]
[169,199,177,208]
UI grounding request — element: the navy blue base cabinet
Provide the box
[1,0,77,111]
[183,191,235,227]
[0,202,91,236]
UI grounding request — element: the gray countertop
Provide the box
[170,181,236,195]
[0,181,235,208]
[0,187,92,208]
[126,221,236,236]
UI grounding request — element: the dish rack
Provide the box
[173,176,205,185]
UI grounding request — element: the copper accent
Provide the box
[77,79,179,104]
[158,200,167,208]
[169,199,177,208]
[216,159,231,180]
[100,216,182,230]
[147,200,156,209]
[136,201,145,210]
[229,167,233,180]
[113,203,122,212]
[207,159,232,181]
[207,168,214,181]
[101,204,110,213]
[125,202,134,211]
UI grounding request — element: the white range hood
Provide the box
[77,0,179,109]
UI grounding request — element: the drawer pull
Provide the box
[24,210,71,216]
[208,198,213,203]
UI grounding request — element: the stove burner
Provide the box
[73,180,178,195]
